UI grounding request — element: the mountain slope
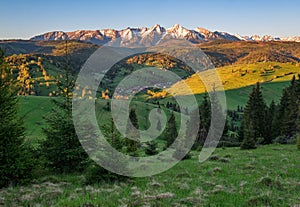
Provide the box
[30,24,300,46]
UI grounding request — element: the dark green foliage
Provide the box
[192,93,211,148]
[164,112,178,148]
[172,149,191,160]
[191,91,230,148]
[84,160,127,184]
[273,88,290,138]
[156,119,162,131]
[105,101,110,111]
[199,93,211,134]
[186,117,199,150]
[273,75,300,141]
[0,49,33,187]
[297,136,300,150]
[241,121,257,149]
[264,100,276,144]
[42,42,87,173]
[145,141,158,156]
[240,83,266,148]
[84,119,129,184]
[103,118,123,152]
[210,90,229,146]
[125,108,139,155]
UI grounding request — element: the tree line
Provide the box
[240,77,300,149]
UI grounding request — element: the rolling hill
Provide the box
[167,62,300,97]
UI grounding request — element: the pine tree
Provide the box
[156,119,162,131]
[125,108,139,155]
[285,75,300,138]
[196,92,211,147]
[186,108,199,150]
[103,118,123,153]
[164,112,178,148]
[210,89,228,146]
[241,121,256,149]
[145,141,158,155]
[42,41,87,173]
[264,100,276,144]
[0,49,33,187]
[84,116,130,184]
[274,75,300,140]
[241,83,266,148]
[199,93,211,132]
[273,88,290,138]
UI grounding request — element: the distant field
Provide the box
[2,144,299,206]
[167,62,299,97]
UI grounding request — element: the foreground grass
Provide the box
[1,144,299,206]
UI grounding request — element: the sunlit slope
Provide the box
[167,62,299,96]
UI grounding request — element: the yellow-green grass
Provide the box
[167,62,299,96]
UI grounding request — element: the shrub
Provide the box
[297,135,300,150]
[274,135,297,144]
[84,161,127,184]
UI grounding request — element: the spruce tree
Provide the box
[164,112,178,148]
[145,141,158,155]
[84,117,130,183]
[196,92,211,147]
[264,100,276,144]
[241,121,256,149]
[275,75,300,140]
[125,108,139,155]
[42,41,87,173]
[0,49,33,187]
[186,113,199,150]
[103,118,123,153]
[297,137,300,150]
[241,83,266,148]
[210,89,229,147]
[273,88,290,138]
[199,93,211,133]
[156,119,162,131]
[285,75,300,138]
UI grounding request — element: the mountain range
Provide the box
[30,24,300,46]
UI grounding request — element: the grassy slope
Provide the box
[167,62,299,97]
[19,96,54,143]
[158,81,290,111]
[225,81,290,109]
[19,96,182,143]
[19,79,290,141]
[1,144,299,206]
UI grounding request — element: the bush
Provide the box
[217,140,240,148]
[273,135,297,144]
[172,151,191,160]
[84,161,127,184]
[297,136,300,150]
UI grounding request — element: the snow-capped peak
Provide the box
[29,24,300,45]
[166,24,195,39]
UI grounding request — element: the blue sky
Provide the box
[1,0,299,39]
